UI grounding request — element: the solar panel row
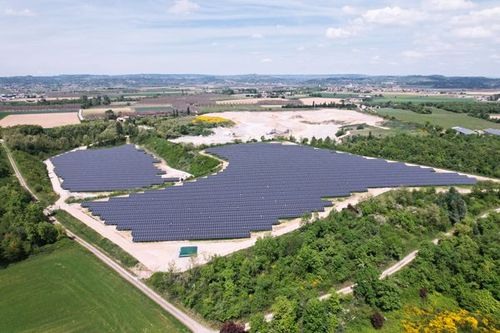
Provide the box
[80,143,476,242]
[51,144,177,192]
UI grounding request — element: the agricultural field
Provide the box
[0,239,190,333]
[135,106,174,113]
[300,97,344,105]
[0,109,79,120]
[368,94,475,104]
[82,106,135,118]
[0,112,80,128]
[199,104,278,113]
[0,103,80,112]
[374,107,500,129]
[215,97,289,105]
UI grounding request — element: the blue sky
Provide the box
[0,0,499,76]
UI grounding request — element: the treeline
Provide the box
[0,148,60,266]
[136,117,229,139]
[3,122,135,157]
[370,100,500,121]
[311,131,500,178]
[147,185,499,330]
[80,95,111,109]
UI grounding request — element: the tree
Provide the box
[249,313,267,333]
[419,287,428,300]
[104,110,116,120]
[302,299,328,333]
[268,296,298,333]
[220,321,245,333]
[102,95,111,105]
[371,311,384,329]
[375,279,401,311]
[444,187,467,224]
[354,265,380,306]
[37,222,59,244]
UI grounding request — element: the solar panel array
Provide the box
[51,145,170,192]
[82,143,476,242]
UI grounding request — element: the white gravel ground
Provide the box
[172,109,385,146]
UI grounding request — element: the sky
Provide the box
[0,0,499,76]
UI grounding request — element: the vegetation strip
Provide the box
[54,210,139,268]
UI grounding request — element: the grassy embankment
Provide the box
[140,136,221,177]
[10,150,58,205]
[0,239,190,333]
[54,210,139,268]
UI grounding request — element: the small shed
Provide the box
[179,246,198,258]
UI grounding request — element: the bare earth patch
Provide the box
[0,113,80,128]
[299,97,344,105]
[172,109,385,145]
[216,98,289,105]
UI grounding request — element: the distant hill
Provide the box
[1,74,499,90]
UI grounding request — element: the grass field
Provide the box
[370,95,475,104]
[0,239,190,333]
[55,210,139,268]
[375,107,500,129]
[347,120,422,138]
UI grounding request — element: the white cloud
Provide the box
[451,6,500,24]
[370,55,381,64]
[361,7,424,25]
[326,6,423,40]
[424,0,476,11]
[453,26,493,38]
[4,8,36,17]
[168,0,199,15]
[402,50,426,59]
[341,5,357,15]
[251,33,264,39]
[297,46,305,51]
[260,58,272,63]
[325,27,355,39]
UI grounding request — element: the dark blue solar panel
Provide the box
[82,143,476,242]
[51,144,170,191]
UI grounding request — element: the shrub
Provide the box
[220,321,246,333]
[371,311,385,329]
